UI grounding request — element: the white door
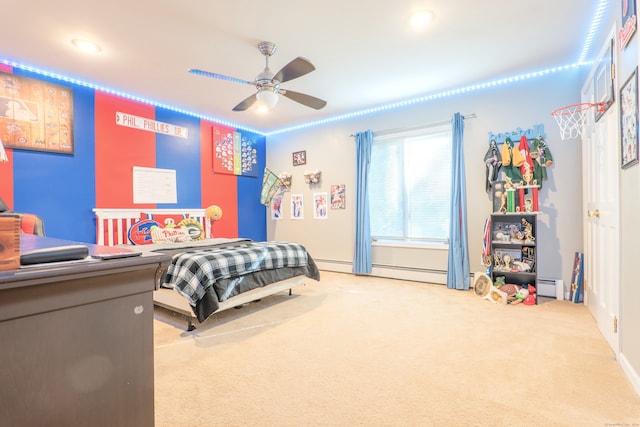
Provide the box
[580,31,620,355]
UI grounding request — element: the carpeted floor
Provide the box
[153,271,640,427]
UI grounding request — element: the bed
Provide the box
[93,208,320,330]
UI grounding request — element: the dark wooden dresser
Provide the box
[0,235,170,427]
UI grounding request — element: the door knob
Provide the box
[587,210,600,218]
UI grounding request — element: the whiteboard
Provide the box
[133,166,177,204]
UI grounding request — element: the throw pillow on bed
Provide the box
[139,212,189,228]
[149,225,192,243]
[128,214,204,244]
[177,218,205,241]
[128,219,160,245]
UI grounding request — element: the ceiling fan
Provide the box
[189,41,327,112]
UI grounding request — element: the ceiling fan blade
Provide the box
[273,57,316,83]
[232,93,258,111]
[280,89,327,110]
[188,69,254,86]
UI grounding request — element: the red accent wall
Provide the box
[0,64,14,207]
[94,92,156,208]
[200,121,238,237]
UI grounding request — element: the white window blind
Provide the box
[369,125,451,244]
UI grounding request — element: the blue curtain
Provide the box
[447,113,470,290]
[353,130,373,274]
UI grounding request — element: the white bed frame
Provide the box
[93,208,211,246]
[93,208,306,330]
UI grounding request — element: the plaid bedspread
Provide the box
[163,241,313,306]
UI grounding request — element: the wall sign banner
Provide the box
[0,71,73,154]
[212,126,258,177]
[115,111,189,139]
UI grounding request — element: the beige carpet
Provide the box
[153,271,640,427]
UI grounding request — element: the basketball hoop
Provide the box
[551,102,605,140]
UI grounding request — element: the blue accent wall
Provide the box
[155,109,202,209]
[237,131,266,241]
[13,69,96,242]
[3,71,265,244]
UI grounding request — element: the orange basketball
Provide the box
[206,205,223,221]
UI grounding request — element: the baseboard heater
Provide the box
[537,277,565,300]
[314,258,447,284]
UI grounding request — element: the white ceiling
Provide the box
[1,0,603,134]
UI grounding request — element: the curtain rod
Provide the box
[350,113,476,137]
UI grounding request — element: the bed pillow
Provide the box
[127,219,160,245]
[177,218,205,241]
[139,212,189,228]
[150,225,192,243]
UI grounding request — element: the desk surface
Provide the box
[0,234,171,288]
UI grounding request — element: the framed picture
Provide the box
[313,192,328,219]
[292,150,306,166]
[620,0,637,49]
[290,194,304,219]
[270,194,283,220]
[0,71,74,154]
[620,67,638,169]
[594,38,615,122]
[330,184,345,209]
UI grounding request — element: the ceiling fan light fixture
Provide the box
[256,88,279,110]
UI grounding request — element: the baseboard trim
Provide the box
[314,259,447,284]
[619,352,640,398]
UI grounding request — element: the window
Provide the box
[369,125,451,245]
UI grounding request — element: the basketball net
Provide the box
[551,102,605,140]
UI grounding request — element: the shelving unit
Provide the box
[490,212,538,303]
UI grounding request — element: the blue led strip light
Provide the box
[578,0,609,64]
[0,0,607,137]
[0,58,263,135]
[267,64,583,136]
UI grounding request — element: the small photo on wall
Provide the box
[313,192,328,219]
[291,194,304,219]
[292,150,306,166]
[271,194,283,220]
[330,184,345,209]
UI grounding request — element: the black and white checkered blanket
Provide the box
[163,241,312,306]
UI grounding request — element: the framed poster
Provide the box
[292,150,306,166]
[291,194,304,219]
[212,126,258,177]
[0,71,74,154]
[620,67,638,169]
[313,192,328,219]
[271,194,283,220]
[620,0,637,49]
[330,184,346,209]
[594,38,615,122]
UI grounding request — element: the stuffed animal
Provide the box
[523,284,537,305]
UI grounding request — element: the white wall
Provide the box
[615,2,640,396]
[266,70,583,287]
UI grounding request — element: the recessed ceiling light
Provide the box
[410,10,434,29]
[71,39,101,53]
